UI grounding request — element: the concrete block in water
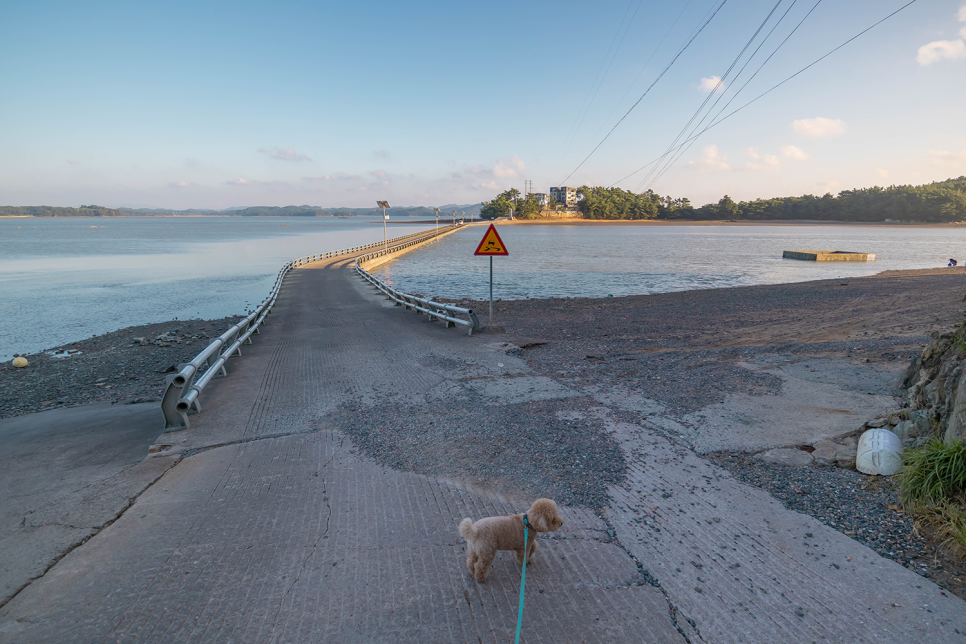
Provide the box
[782,250,876,262]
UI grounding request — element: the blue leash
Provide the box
[515,513,534,644]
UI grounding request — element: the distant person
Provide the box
[949,258,958,267]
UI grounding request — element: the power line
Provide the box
[641,0,818,190]
[613,0,918,191]
[558,0,729,186]
[576,0,697,161]
[633,0,786,191]
[560,0,642,157]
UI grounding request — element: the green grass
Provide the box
[897,438,966,557]
[897,439,966,506]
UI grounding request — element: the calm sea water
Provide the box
[373,224,966,300]
[4,219,965,361]
[0,216,430,360]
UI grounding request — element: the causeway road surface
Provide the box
[1,241,964,642]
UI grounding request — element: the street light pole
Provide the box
[377,201,391,251]
[434,207,440,239]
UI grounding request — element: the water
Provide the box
[5,220,963,361]
[373,224,966,301]
[1,216,431,360]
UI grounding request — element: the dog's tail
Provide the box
[458,518,475,542]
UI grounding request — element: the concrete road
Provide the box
[1,245,964,642]
[0,403,176,607]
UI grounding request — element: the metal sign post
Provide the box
[473,224,509,329]
[489,256,493,326]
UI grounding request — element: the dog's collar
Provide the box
[522,513,535,532]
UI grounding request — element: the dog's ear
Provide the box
[529,509,550,532]
[528,499,556,532]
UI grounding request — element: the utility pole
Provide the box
[377,201,391,251]
[433,207,440,238]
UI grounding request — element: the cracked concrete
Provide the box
[0,402,177,608]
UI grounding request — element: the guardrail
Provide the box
[354,229,480,336]
[159,226,452,430]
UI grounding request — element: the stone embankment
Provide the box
[902,327,966,444]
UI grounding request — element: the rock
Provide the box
[132,337,148,346]
[811,440,840,466]
[756,448,814,467]
[812,439,857,468]
[889,416,900,426]
[11,357,28,368]
[866,418,888,429]
[835,451,856,469]
[890,420,913,441]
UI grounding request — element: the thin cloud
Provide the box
[226,178,252,186]
[917,39,965,64]
[167,181,195,188]
[781,145,810,160]
[257,147,313,162]
[917,5,966,64]
[875,168,889,179]
[698,76,724,92]
[373,150,389,159]
[66,159,79,166]
[929,149,966,167]
[792,117,846,138]
[492,155,525,178]
[743,147,779,171]
[746,147,779,165]
[689,145,730,171]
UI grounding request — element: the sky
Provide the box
[1,0,964,210]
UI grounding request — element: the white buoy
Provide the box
[856,428,903,475]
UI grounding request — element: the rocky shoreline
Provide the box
[0,316,238,419]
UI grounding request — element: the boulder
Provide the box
[756,448,814,467]
[865,418,888,429]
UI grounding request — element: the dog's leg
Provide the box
[466,548,478,575]
[527,539,538,562]
[474,548,495,582]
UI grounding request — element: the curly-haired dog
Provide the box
[458,498,564,582]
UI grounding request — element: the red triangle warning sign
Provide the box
[474,224,509,256]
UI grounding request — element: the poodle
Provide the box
[458,498,564,582]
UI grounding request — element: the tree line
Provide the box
[481,177,966,223]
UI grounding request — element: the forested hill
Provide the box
[680,176,966,222]
[574,176,966,223]
[0,204,483,218]
[0,205,124,217]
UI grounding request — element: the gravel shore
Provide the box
[0,316,238,419]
